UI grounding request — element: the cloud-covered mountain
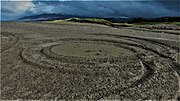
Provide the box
[1,0,179,21]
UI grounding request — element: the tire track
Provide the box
[1,32,19,53]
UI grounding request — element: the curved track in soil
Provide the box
[1,32,19,53]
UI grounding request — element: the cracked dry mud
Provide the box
[1,22,180,100]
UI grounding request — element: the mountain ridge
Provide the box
[18,13,129,22]
[19,13,180,23]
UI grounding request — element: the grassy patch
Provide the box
[51,18,135,27]
[52,20,65,22]
[66,18,112,26]
[51,18,112,26]
[172,22,180,26]
[133,22,180,25]
[112,23,133,27]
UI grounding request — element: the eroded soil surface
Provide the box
[1,22,180,100]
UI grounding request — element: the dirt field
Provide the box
[1,22,180,100]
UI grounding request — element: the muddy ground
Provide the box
[1,22,180,100]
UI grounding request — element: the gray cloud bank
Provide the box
[1,0,179,21]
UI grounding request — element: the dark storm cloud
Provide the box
[153,0,179,12]
[30,1,179,18]
[1,8,15,13]
[1,0,179,21]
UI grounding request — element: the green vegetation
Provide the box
[133,22,180,26]
[127,17,148,23]
[173,22,180,26]
[128,17,180,24]
[53,18,112,26]
[52,18,134,27]
[127,17,180,26]
[53,19,65,22]
[52,17,180,27]
[112,23,133,27]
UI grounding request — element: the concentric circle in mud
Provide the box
[20,37,179,99]
[21,38,143,77]
[42,40,136,64]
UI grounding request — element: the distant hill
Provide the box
[18,13,130,22]
[127,17,180,23]
[18,13,84,21]
[151,17,180,22]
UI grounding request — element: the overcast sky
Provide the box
[1,0,179,21]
